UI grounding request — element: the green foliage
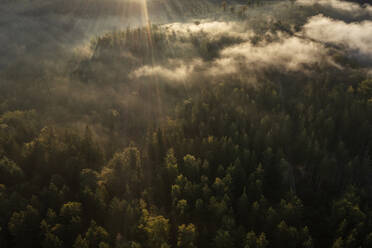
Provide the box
[165,148,179,181]
[85,220,109,248]
[177,223,196,248]
[245,231,268,248]
[74,235,89,248]
[42,230,63,248]
[139,209,170,248]
[8,205,40,247]
[214,229,234,248]
[101,147,143,197]
[60,202,82,220]
[358,79,372,100]
[59,202,82,246]
[0,156,23,186]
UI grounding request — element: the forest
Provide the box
[0,0,372,247]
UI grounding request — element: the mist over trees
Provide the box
[1,0,372,247]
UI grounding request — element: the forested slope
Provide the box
[1,0,372,247]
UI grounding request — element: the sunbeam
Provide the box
[140,0,153,50]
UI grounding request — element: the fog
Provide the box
[1,0,371,70]
[1,0,372,133]
[303,15,372,62]
[129,0,372,83]
[0,0,213,69]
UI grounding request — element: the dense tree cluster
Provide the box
[1,3,372,247]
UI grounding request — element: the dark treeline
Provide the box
[1,1,372,248]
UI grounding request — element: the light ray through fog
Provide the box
[139,0,164,119]
[141,0,153,47]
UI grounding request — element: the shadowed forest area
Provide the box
[0,0,372,247]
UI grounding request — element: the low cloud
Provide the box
[164,21,253,39]
[131,33,336,83]
[3,0,371,85]
[303,15,372,61]
[130,59,203,82]
[219,36,330,72]
[297,0,372,17]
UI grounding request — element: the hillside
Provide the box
[1,0,372,247]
